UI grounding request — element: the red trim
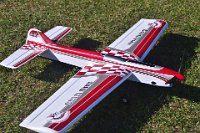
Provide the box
[96,71,107,74]
[118,51,124,54]
[101,67,112,69]
[132,69,168,82]
[54,28,72,41]
[49,45,104,61]
[76,72,86,75]
[14,51,40,67]
[38,32,54,44]
[109,53,115,56]
[133,20,166,58]
[26,41,104,61]
[48,76,122,131]
[54,46,103,61]
[88,69,99,72]
[159,68,185,80]
[84,66,93,69]
[103,48,111,52]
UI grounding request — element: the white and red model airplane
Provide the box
[0,19,185,133]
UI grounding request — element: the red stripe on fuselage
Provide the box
[27,39,178,81]
[50,45,104,61]
[38,32,55,44]
[48,75,122,131]
[46,42,172,81]
[27,41,104,61]
[26,41,154,73]
[133,20,166,58]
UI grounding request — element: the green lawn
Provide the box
[0,0,199,132]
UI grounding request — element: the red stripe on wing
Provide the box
[133,20,166,58]
[54,28,72,41]
[48,75,122,131]
[13,51,40,68]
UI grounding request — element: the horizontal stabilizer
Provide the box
[45,26,72,42]
[1,26,72,69]
[0,29,50,69]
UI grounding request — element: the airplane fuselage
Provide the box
[39,41,185,87]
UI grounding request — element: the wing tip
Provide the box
[0,62,17,69]
[20,123,59,133]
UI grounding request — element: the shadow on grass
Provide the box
[36,62,74,82]
[145,33,199,73]
[73,38,101,51]
[35,34,199,132]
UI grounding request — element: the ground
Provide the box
[0,0,200,132]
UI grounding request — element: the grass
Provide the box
[0,0,200,132]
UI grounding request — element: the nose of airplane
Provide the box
[159,68,186,81]
[175,72,186,80]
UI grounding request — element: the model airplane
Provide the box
[0,19,185,133]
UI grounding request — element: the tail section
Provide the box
[0,29,51,69]
[26,28,54,44]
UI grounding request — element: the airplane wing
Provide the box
[20,62,131,133]
[102,19,168,61]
